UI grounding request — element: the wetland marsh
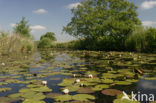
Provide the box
[0,50,156,103]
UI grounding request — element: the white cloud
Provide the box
[10,24,46,31]
[10,23,16,27]
[141,1,156,9]
[142,21,156,26]
[30,25,46,30]
[66,2,81,9]
[33,9,48,14]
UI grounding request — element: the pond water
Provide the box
[0,50,156,103]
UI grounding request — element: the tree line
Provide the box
[62,0,156,52]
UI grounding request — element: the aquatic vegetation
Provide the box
[58,78,75,86]
[77,88,95,94]
[0,87,12,92]
[22,99,46,103]
[79,67,88,70]
[70,101,94,103]
[117,70,135,78]
[91,84,109,91]
[8,81,52,103]
[80,81,98,86]
[0,97,20,103]
[0,82,8,86]
[101,79,114,84]
[125,79,138,83]
[85,71,99,76]
[60,72,73,76]
[0,50,155,103]
[101,89,122,96]
[46,93,61,99]
[114,81,132,85]
[72,94,95,102]
[54,95,72,102]
[84,77,101,83]
[102,73,123,79]
[9,93,22,98]
[144,77,156,80]
[62,85,80,92]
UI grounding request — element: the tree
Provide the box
[14,17,31,38]
[63,0,141,50]
[38,38,52,48]
[40,32,56,41]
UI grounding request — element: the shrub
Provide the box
[40,32,56,41]
[125,26,156,52]
[37,38,52,48]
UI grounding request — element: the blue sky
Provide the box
[0,0,156,41]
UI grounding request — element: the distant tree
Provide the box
[40,32,56,41]
[63,0,141,50]
[14,17,31,38]
[38,38,52,48]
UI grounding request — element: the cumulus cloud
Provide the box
[10,23,17,27]
[142,21,156,26]
[30,25,46,30]
[141,1,156,9]
[66,2,81,9]
[33,9,48,14]
[10,24,46,30]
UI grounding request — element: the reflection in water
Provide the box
[137,77,156,102]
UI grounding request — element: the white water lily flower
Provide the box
[76,79,80,83]
[88,74,93,78]
[1,63,5,66]
[42,81,47,85]
[63,89,69,94]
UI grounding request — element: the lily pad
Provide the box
[58,78,75,86]
[46,93,61,99]
[114,81,132,85]
[77,88,95,94]
[144,77,156,80]
[0,87,12,92]
[91,84,109,91]
[62,85,80,92]
[102,89,122,96]
[72,94,95,102]
[54,95,72,102]
[22,99,46,103]
[101,79,114,84]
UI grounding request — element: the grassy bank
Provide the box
[0,32,35,58]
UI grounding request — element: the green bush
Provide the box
[125,26,156,52]
[40,32,56,41]
[37,38,52,48]
[37,32,56,49]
